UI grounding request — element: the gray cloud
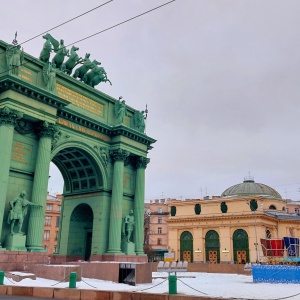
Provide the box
[2,0,300,200]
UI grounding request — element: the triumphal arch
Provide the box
[0,35,155,262]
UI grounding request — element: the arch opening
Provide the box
[51,147,103,194]
[68,203,94,261]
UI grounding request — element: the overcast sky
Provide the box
[2,0,300,201]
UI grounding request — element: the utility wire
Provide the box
[0,0,113,56]
[68,0,176,46]
[0,0,176,76]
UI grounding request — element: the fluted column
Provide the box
[134,157,150,255]
[106,149,129,254]
[0,107,23,247]
[27,122,57,252]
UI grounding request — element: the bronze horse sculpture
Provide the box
[73,54,100,81]
[39,33,59,63]
[52,39,69,70]
[62,46,81,75]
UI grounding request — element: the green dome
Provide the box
[221,177,282,199]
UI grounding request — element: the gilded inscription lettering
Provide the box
[19,68,33,83]
[57,118,110,142]
[56,84,104,116]
[123,173,131,188]
[11,141,31,164]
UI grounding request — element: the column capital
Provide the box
[110,149,130,162]
[36,121,58,139]
[135,156,150,169]
[0,106,23,126]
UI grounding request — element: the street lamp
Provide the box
[247,199,259,263]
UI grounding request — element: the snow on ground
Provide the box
[4,272,300,300]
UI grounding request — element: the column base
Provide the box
[105,250,124,255]
[27,246,46,252]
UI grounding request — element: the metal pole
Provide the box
[254,210,258,263]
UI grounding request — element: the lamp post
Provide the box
[247,199,259,263]
[253,209,258,263]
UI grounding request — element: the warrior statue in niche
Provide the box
[7,191,42,235]
[122,210,135,243]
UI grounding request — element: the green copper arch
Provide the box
[51,142,108,193]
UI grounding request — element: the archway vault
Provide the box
[52,145,104,194]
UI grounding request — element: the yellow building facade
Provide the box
[168,177,300,264]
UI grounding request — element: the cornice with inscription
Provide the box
[0,76,70,109]
[57,108,111,136]
[57,109,156,148]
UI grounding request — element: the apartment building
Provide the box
[43,193,62,254]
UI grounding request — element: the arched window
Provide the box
[269,205,276,210]
[266,229,271,239]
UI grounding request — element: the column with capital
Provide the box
[0,107,23,247]
[134,156,150,255]
[106,149,129,254]
[27,122,57,252]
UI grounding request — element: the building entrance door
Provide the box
[183,250,191,262]
[208,250,217,263]
[237,250,246,264]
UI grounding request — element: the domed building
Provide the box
[167,177,300,264]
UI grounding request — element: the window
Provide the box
[158,217,162,224]
[158,227,162,234]
[269,205,276,210]
[56,216,60,227]
[57,206,61,212]
[157,238,162,245]
[55,231,59,241]
[43,230,50,240]
[289,228,295,237]
[53,245,58,253]
[46,204,53,211]
[157,207,162,213]
[44,245,48,250]
[295,208,300,214]
[44,216,51,226]
[286,208,290,213]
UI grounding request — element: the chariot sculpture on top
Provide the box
[38,33,112,89]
